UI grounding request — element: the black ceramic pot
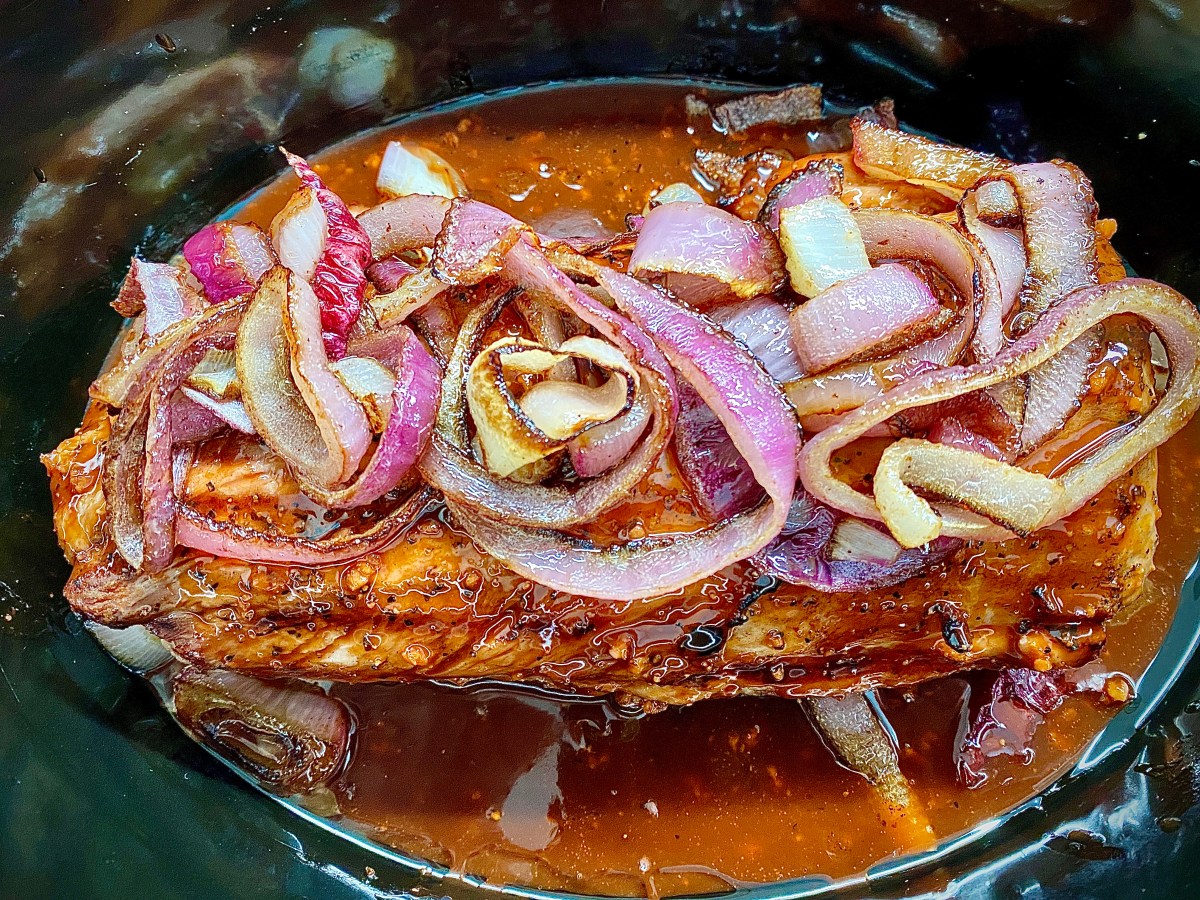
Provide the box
[3,2,1200,898]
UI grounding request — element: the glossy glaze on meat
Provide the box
[47,322,1157,706]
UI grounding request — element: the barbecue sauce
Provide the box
[167,82,1200,895]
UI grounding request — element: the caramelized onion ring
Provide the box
[419,227,678,529]
[237,267,371,493]
[468,335,637,478]
[450,252,800,601]
[850,116,1009,198]
[978,162,1099,326]
[799,278,1200,545]
[103,298,249,570]
[174,485,433,565]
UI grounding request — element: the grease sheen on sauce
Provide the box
[235,83,1200,898]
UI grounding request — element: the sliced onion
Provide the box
[850,116,1009,197]
[420,225,678,530]
[175,483,433,563]
[103,297,249,570]
[450,251,800,601]
[784,209,984,423]
[366,255,419,293]
[978,162,1098,326]
[185,348,239,399]
[368,267,447,328]
[357,193,450,260]
[467,335,637,479]
[170,668,353,793]
[178,387,255,435]
[183,221,275,303]
[758,158,843,233]
[960,190,1025,318]
[112,259,205,336]
[798,278,1200,546]
[278,150,373,358]
[756,491,958,592]
[567,392,652,479]
[169,392,231,443]
[778,195,871,298]
[409,295,458,363]
[874,439,1066,546]
[628,201,786,307]
[927,415,1011,462]
[710,297,806,383]
[86,621,175,672]
[786,355,944,422]
[789,263,946,373]
[974,179,1019,224]
[236,267,371,493]
[375,140,466,200]
[1019,327,1102,452]
[433,198,533,285]
[674,382,764,519]
[803,693,921,816]
[646,182,704,211]
[330,355,396,432]
[271,186,327,281]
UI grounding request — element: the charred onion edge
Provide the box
[447,242,800,602]
[798,278,1200,545]
[174,484,434,565]
[103,298,250,570]
[417,199,678,530]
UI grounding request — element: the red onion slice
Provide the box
[673,382,764,519]
[467,335,637,479]
[357,193,451,260]
[756,491,960,592]
[978,161,1098,327]
[419,222,678,530]
[175,485,432,565]
[169,392,231,443]
[183,221,275,303]
[452,258,800,601]
[112,260,205,336]
[178,387,255,435]
[309,326,439,509]
[758,158,843,233]
[567,392,652,479]
[710,297,806,383]
[789,263,945,373]
[375,140,466,200]
[170,667,354,793]
[798,278,1200,545]
[103,298,249,570]
[784,209,984,425]
[366,255,419,293]
[628,201,786,307]
[1019,327,1102,453]
[278,150,373,358]
[851,116,1010,197]
[236,267,371,493]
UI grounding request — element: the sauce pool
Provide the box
[230,82,1200,897]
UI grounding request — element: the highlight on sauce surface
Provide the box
[42,80,1200,896]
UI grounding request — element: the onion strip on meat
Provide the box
[799,279,1200,546]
